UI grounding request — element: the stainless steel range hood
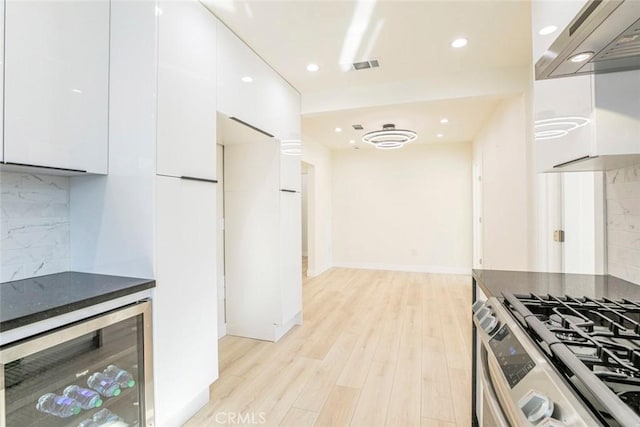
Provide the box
[535,0,640,80]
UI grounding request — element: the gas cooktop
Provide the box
[504,292,640,426]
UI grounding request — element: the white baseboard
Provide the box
[306,263,332,278]
[332,262,471,275]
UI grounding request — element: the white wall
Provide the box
[607,164,640,284]
[301,137,333,276]
[331,142,472,274]
[473,95,531,270]
[0,172,70,281]
[69,1,156,280]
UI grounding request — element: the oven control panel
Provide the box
[489,324,536,388]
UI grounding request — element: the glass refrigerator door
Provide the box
[0,301,153,427]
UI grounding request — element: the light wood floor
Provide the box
[185,268,472,427]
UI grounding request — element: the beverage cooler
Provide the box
[0,301,154,427]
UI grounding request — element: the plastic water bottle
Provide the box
[92,408,123,424]
[35,393,82,418]
[77,418,100,427]
[104,365,136,389]
[63,385,103,409]
[87,372,121,397]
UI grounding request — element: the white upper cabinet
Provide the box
[534,75,595,172]
[157,0,217,181]
[217,23,301,141]
[217,23,273,136]
[4,0,109,174]
[531,0,640,172]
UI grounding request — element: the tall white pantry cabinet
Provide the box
[155,0,302,425]
[155,1,219,426]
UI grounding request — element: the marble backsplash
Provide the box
[0,172,70,282]
[607,164,640,285]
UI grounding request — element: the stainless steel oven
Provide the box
[0,300,154,427]
[473,297,604,426]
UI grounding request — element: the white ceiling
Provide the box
[203,0,532,150]
[303,95,503,150]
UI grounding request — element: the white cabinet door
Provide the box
[224,189,280,341]
[280,191,302,326]
[593,70,640,156]
[272,79,301,142]
[157,0,217,180]
[280,151,301,192]
[4,0,109,173]
[534,75,594,172]
[217,23,277,137]
[155,176,218,425]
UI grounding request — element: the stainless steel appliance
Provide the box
[0,301,154,427]
[536,0,640,80]
[472,294,640,426]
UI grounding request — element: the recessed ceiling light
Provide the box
[538,25,558,36]
[241,76,253,83]
[349,140,355,144]
[437,133,444,138]
[440,118,449,124]
[307,63,319,72]
[335,127,343,133]
[569,51,594,63]
[451,38,468,48]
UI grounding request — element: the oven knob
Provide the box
[518,390,554,424]
[472,300,485,313]
[480,314,499,335]
[476,306,490,321]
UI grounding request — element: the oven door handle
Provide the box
[480,346,512,426]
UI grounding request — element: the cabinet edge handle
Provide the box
[280,189,298,193]
[2,161,87,173]
[180,176,218,184]
[552,155,595,169]
[229,117,275,138]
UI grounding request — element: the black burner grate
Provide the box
[504,293,640,426]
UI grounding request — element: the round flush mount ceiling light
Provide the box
[436,133,444,138]
[539,25,558,36]
[241,76,253,83]
[440,118,449,124]
[335,127,342,132]
[534,116,590,140]
[451,37,468,48]
[362,124,417,150]
[569,51,594,63]
[306,63,320,72]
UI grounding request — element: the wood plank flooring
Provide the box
[185,268,472,427]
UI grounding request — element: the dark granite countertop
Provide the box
[473,269,640,301]
[0,271,155,332]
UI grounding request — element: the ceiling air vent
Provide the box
[352,124,364,130]
[352,59,381,71]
